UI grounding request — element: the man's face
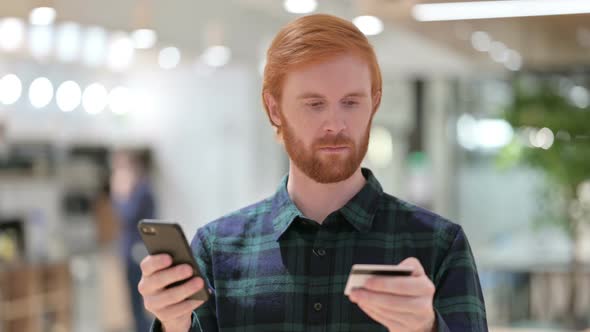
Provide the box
[269,54,378,184]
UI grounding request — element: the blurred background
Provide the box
[0,0,589,331]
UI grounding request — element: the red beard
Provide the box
[279,112,372,184]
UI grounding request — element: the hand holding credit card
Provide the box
[344,264,413,296]
[346,258,437,331]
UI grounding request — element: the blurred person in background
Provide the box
[110,149,155,332]
[138,14,487,332]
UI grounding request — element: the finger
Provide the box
[351,290,429,327]
[139,264,195,295]
[157,299,204,322]
[361,302,419,332]
[358,290,434,327]
[398,257,425,276]
[363,275,435,297]
[357,302,407,332]
[350,289,419,314]
[140,254,173,276]
[145,277,204,312]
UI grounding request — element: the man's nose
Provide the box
[322,107,347,134]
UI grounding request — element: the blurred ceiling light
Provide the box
[569,86,589,108]
[28,24,54,58]
[505,50,522,71]
[457,114,478,150]
[56,80,82,112]
[29,7,56,26]
[283,0,317,14]
[158,46,181,69]
[413,0,590,21]
[82,83,108,114]
[367,126,394,167]
[56,22,81,62]
[530,127,554,150]
[457,114,513,150]
[476,119,514,149]
[352,16,384,36]
[528,128,539,147]
[108,32,135,71]
[489,41,509,63]
[201,45,231,68]
[539,128,555,150]
[82,26,107,67]
[108,86,132,115]
[28,77,54,109]
[518,127,536,147]
[0,18,25,51]
[470,31,491,52]
[131,28,157,49]
[0,74,23,105]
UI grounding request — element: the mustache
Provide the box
[313,133,354,148]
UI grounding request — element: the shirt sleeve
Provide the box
[191,226,219,331]
[432,226,488,332]
[150,227,219,332]
[150,312,200,332]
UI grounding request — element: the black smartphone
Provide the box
[138,219,209,301]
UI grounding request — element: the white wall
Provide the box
[367,79,414,198]
[129,66,286,238]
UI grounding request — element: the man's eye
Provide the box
[307,102,324,108]
[343,100,359,106]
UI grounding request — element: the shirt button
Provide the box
[315,248,326,256]
[313,302,323,311]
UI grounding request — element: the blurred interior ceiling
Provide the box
[0,0,588,72]
[359,0,590,70]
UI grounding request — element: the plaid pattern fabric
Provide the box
[152,168,487,331]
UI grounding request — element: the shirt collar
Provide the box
[270,167,383,241]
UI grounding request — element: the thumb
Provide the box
[398,257,425,277]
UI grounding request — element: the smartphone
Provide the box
[138,219,209,301]
[344,264,413,296]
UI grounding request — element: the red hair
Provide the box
[262,14,383,129]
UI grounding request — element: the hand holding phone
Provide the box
[138,220,209,300]
[137,220,209,331]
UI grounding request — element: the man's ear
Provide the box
[372,90,382,114]
[264,92,282,127]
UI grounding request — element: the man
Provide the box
[111,149,156,332]
[139,14,487,332]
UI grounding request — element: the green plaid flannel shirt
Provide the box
[152,168,487,331]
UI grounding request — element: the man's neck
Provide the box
[286,163,366,224]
